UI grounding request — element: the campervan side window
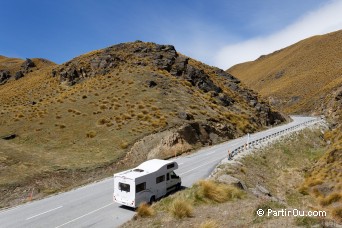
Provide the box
[119,183,130,192]
[156,175,165,184]
[136,182,146,193]
[167,163,175,169]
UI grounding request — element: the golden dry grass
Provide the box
[199,219,219,228]
[319,192,341,206]
[228,29,342,114]
[169,198,193,219]
[195,180,244,203]
[301,133,342,221]
[331,206,342,222]
[136,202,155,218]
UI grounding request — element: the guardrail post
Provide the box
[228,149,232,160]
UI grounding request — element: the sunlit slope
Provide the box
[228,29,342,114]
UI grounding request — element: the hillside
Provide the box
[0,56,55,85]
[0,41,285,208]
[228,29,342,116]
[228,30,342,221]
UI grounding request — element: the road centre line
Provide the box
[26,206,63,220]
[54,203,113,228]
[179,158,222,176]
[207,150,217,155]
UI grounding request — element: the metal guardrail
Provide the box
[227,118,322,160]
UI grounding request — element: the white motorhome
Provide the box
[113,159,181,208]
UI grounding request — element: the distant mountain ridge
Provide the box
[228,29,342,117]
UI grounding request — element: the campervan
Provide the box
[113,159,181,208]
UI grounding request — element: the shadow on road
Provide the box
[119,205,136,211]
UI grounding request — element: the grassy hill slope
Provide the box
[228,30,342,221]
[228,29,342,115]
[0,42,285,208]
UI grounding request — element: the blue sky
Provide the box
[1,0,341,69]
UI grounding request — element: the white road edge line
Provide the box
[179,158,221,176]
[26,206,63,220]
[54,203,113,228]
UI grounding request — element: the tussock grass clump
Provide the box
[319,192,341,206]
[199,219,219,228]
[169,198,193,219]
[16,113,24,118]
[99,104,107,110]
[331,206,342,222]
[120,141,129,149]
[86,130,96,138]
[106,122,114,127]
[122,114,132,120]
[136,202,154,218]
[97,118,111,125]
[195,180,244,203]
[55,123,66,129]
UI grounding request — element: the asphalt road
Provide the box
[0,116,321,228]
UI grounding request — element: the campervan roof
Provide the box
[137,159,174,173]
[114,159,176,179]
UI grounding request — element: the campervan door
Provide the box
[133,175,151,207]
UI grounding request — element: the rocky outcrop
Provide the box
[52,42,238,95]
[119,121,236,166]
[178,112,194,120]
[217,174,247,191]
[0,58,37,83]
[51,41,286,126]
[321,86,342,127]
[0,70,11,84]
[15,71,24,80]
[1,134,17,140]
[214,68,240,84]
[21,58,35,72]
[13,58,36,81]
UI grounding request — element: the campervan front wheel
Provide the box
[176,183,181,191]
[149,196,156,204]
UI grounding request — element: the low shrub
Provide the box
[169,198,193,219]
[319,192,341,206]
[86,130,96,138]
[136,202,154,218]
[97,118,110,125]
[331,206,342,222]
[195,180,244,203]
[120,141,129,149]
